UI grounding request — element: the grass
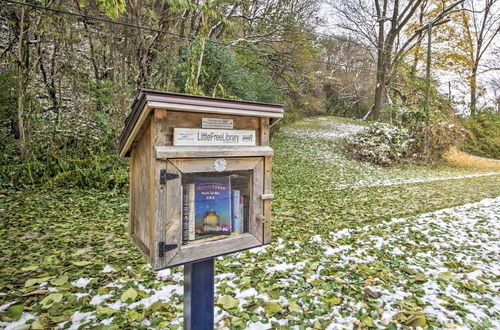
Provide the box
[1,116,499,329]
[443,147,500,171]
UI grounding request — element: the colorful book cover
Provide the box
[231,190,241,233]
[193,176,232,237]
[188,184,196,241]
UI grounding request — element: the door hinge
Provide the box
[160,169,179,184]
[158,242,178,257]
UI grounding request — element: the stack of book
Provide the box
[182,175,249,244]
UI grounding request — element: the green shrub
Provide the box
[0,154,128,192]
[344,122,415,166]
[461,111,500,159]
[345,118,467,166]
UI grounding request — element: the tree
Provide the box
[332,0,465,120]
[440,0,500,114]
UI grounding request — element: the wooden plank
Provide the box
[149,120,156,263]
[143,90,284,113]
[119,96,147,154]
[131,233,150,258]
[119,90,284,157]
[153,160,182,270]
[250,159,264,243]
[170,157,262,174]
[152,109,182,269]
[148,101,283,119]
[119,105,153,157]
[260,118,270,146]
[128,154,135,237]
[155,146,274,159]
[130,119,153,254]
[263,156,273,243]
[167,233,262,266]
[155,111,261,147]
[164,111,260,130]
[153,108,168,146]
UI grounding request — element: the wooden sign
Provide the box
[173,128,256,146]
[202,118,233,129]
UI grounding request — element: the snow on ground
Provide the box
[0,313,37,330]
[1,197,497,329]
[2,117,498,329]
[282,119,367,140]
[4,196,496,329]
[335,171,500,189]
[71,278,92,288]
[278,117,500,190]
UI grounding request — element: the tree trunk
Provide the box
[193,36,206,91]
[16,7,28,159]
[470,65,477,115]
[371,78,386,120]
[370,16,387,120]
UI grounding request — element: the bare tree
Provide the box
[330,0,465,120]
[460,0,500,114]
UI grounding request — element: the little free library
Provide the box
[118,89,284,270]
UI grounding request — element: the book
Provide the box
[241,195,249,233]
[182,185,189,244]
[188,183,195,241]
[193,176,232,238]
[231,190,241,233]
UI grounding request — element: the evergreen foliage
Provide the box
[462,111,500,159]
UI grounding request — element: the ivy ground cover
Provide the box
[1,117,499,329]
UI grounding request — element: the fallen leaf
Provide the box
[50,275,68,286]
[6,305,24,320]
[288,301,302,313]
[324,297,342,305]
[216,295,239,310]
[20,265,38,272]
[96,306,118,316]
[121,288,138,302]
[364,288,381,298]
[414,273,426,282]
[40,293,63,309]
[25,276,50,287]
[264,301,282,316]
[438,272,454,281]
[22,289,49,297]
[405,314,427,327]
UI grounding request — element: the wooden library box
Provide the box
[119,89,284,270]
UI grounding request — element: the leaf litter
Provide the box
[1,116,499,329]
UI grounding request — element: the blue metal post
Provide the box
[184,258,215,330]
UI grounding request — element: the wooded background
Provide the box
[1,0,499,189]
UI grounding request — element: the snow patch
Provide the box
[71,278,92,288]
[0,313,36,330]
[129,284,183,309]
[102,265,116,273]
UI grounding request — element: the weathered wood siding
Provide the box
[130,118,154,260]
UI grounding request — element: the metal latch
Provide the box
[158,242,178,257]
[261,194,275,200]
[160,169,179,184]
[256,215,269,224]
